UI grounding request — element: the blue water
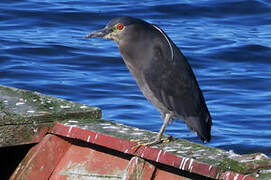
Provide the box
[0,0,271,157]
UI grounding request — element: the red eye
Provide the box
[117,23,124,30]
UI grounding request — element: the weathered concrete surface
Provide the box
[0,85,101,147]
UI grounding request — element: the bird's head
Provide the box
[85,16,149,44]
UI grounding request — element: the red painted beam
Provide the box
[123,157,156,180]
[48,123,257,180]
[50,144,130,179]
[10,134,71,180]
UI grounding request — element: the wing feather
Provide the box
[143,30,212,141]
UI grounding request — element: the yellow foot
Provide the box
[130,139,141,142]
[131,136,172,149]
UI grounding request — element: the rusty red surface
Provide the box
[123,157,156,180]
[11,123,258,180]
[10,134,71,180]
[50,123,136,152]
[219,172,257,180]
[32,126,51,143]
[51,144,129,179]
[154,169,191,180]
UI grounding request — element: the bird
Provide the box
[85,16,212,144]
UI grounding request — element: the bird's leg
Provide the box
[131,112,173,149]
[154,112,172,142]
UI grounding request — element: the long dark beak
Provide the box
[85,27,112,38]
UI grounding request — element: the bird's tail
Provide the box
[184,114,212,143]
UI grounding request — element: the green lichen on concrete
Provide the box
[170,138,222,165]
[1,109,101,126]
[219,158,248,174]
[218,156,271,178]
[257,171,271,180]
[0,123,51,147]
[0,85,102,125]
[247,159,271,171]
[0,100,4,109]
[0,85,102,147]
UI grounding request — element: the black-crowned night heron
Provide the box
[85,16,212,144]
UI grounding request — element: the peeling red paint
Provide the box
[154,169,191,180]
[50,123,137,153]
[219,171,257,180]
[32,126,50,142]
[123,157,156,180]
[51,144,129,179]
[10,134,71,180]
[11,123,259,180]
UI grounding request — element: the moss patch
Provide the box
[219,158,248,174]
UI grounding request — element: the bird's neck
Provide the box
[118,40,151,71]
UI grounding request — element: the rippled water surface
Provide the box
[1,0,271,156]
